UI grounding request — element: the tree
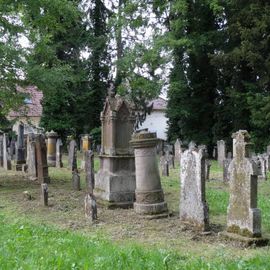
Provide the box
[21,0,109,138]
[166,0,219,149]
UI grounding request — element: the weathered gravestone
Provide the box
[15,123,26,171]
[46,130,58,167]
[180,143,209,231]
[85,150,95,193]
[84,193,97,222]
[27,133,37,181]
[223,158,232,183]
[41,183,49,206]
[130,131,168,217]
[72,169,81,190]
[80,135,91,170]
[223,130,268,245]
[56,138,63,168]
[217,140,226,167]
[68,140,77,170]
[160,155,169,176]
[0,131,3,167]
[95,92,136,208]
[258,154,267,181]
[9,139,16,160]
[3,134,11,170]
[174,139,182,164]
[36,134,49,183]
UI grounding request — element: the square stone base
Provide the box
[219,231,269,247]
[94,155,136,208]
[134,201,168,217]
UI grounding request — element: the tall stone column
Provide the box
[46,131,58,167]
[130,131,168,217]
[36,134,49,183]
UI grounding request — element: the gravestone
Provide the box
[160,155,169,177]
[72,170,80,190]
[258,154,267,181]
[0,131,3,167]
[15,123,26,171]
[174,139,182,164]
[80,135,91,170]
[85,193,97,222]
[205,159,211,181]
[41,183,48,206]
[95,92,136,208]
[56,138,63,168]
[225,130,266,244]
[36,134,49,183]
[180,143,209,231]
[68,140,77,170]
[85,150,95,193]
[3,134,11,170]
[217,140,226,167]
[223,158,232,183]
[9,139,16,160]
[27,133,37,181]
[130,131,168,217]
[46,130,58,167]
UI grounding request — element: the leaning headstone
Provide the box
[0,131,3,167]
[223,130,267,245]
[56,138,63,168]
[72,169,81,190]
[3,134,11,170]
[130,131,168,217]
[27,133,37,181]
[180,144,209,231]
[36,134,49,183]
[15,123,26,171]
[85,150,95,193]
[217,140,226,167]
[84,193,97,222]
[41,183,48,206]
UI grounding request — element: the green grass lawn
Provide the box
[0,157,270,269]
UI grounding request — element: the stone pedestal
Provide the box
[130,131,168,217]
[46,130,58,167]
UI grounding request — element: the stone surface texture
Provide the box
[180,144,209,231]
[227,130,261,238]
[27,133,37,180]
[36,134,49,183]
[130,131,168,216]
[46,130,58,167]
[56,138,63,168]
[217,140,226,167]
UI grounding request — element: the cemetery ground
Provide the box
[0,155,270,269]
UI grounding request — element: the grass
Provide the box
[1,157,270,269]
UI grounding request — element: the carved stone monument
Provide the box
[95,93,136,208]
[130,131,168,217]
[180,144,209,231]
[223,130,268,245]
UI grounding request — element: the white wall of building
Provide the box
[140,111,168,140]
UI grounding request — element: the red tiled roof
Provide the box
[8,86,43,117]
[150,97,167,111]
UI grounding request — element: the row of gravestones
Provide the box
[216,139,270,183]
[179,130,267,245]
